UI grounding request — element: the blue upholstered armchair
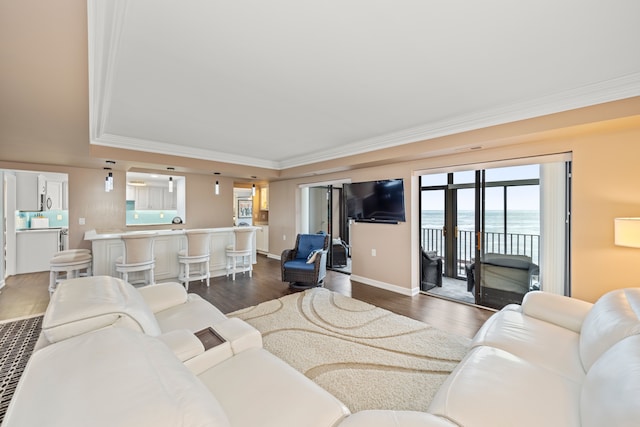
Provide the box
[281,234,329,288]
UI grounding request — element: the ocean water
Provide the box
[421,210,540,235]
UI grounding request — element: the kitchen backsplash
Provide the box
[16,210,69,229]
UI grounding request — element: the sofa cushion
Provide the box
[295,234,327,260]
[42,276,162,344]
[137,282,189,313]
[3,328,230,427]
[580,335,640,427]
[579,288,640,371]
[198,347,350,427]
[471,308,585,382]
[428,346,582,427]
[153,294,228,333]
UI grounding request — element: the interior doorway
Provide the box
[302,182,351,274]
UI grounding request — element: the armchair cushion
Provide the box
[285,259,316,271]
[295,234,328,260]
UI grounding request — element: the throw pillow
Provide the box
[306,249,321,264]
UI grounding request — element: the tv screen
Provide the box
[345,179,406,223]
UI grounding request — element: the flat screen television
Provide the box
[345,179,406,223]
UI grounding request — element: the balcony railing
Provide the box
[421,227,540,277]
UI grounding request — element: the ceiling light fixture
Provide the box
[167,167,175,193]
[214,172,220,196]
[104,167,113,192]
[104,160,116,192]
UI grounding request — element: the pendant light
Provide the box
[252,183,256,197]
[104,167,113,192]
[167,167,175,193]
[104,160,116,192]
[214,172,220,195]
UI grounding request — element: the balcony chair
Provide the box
[226,228,255,280]
[281,233,329,288]
[466,253,539,309]
[420,248,443,291]
[331,238,349,267]
[178,229,212,291]
[115,232,157,286]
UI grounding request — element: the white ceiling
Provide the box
[89,0,640,170]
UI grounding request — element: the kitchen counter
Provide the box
[85,227,260,281]
[16,228,60,274]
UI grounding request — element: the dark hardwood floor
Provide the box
[0,255,494,338]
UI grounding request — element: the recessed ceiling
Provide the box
[89,0,640,170]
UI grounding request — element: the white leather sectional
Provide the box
[4,278,640,426]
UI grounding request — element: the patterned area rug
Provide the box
[229,288,470,412]
[0,315,42,424]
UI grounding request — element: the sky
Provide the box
[421,164,540,211]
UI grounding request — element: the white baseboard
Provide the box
[266,253,281,261]
[350,275,419,297]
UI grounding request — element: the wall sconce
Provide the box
[614,218,640,248]
[167,167,175,193]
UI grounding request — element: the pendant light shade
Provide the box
[252,184,256,197]
[169,176,174,193]
[215,180,220,195]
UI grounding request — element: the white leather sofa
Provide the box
[35,275,260,352]
[6,283,640,426]
[343,288,640,427]
[3,327,350,427]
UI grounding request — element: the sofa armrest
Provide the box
[521,291,593,333]
[338,410,457,427]
[157,329,205,362]
[137,282,188,313]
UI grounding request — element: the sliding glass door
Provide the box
[420,158,570,309]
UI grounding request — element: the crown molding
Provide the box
[277,72,640,169]
[88,0,640,172]
[91,133,281,170]
[90,73,640,171]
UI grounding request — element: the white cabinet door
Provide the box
[16,230,59,274]
[45,181,63,210]
[16,172,41,211]
[256,226,269,253]
[149,187,164,210]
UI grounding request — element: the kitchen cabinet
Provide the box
[16,172,45,211]
[16,229,60,274]
[130,186,176,210]
[45,181,63,210]
[256,225,269,254]
[260,186,269,211]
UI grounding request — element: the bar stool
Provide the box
[178,229,212,291]
[226,228,255,280]
[49,251,93,295]
[115,233,157,286]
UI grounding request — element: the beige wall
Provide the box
[4,107,640,303]
[269,115,640,303]
[0,162,236,250]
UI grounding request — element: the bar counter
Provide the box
[84,227,259,282]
